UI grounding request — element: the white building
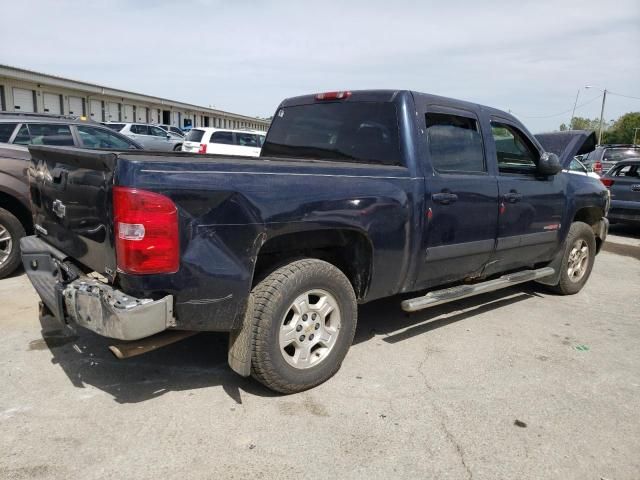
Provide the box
[0,64,270,132]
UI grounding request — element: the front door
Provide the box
[488,119,565,274]
[415,108,499,289]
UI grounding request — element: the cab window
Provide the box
[491,122,538,174]
[426,112,485,173]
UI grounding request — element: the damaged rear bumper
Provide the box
[21,236,174,341]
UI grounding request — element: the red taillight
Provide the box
[594,161,602,174]
[113,186,179,274]
[600,178,615,188]
[198,143,207,154]
[315,91,352,101]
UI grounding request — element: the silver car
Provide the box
[105,122,183,151]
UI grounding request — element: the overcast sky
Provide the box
[2,0,639,132]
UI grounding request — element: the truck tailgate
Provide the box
[28,146,117,277]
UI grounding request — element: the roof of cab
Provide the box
[279,89,520,124]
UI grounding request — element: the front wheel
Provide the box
[250,259,357,394]
[549,221,596,295]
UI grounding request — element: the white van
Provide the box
[181,128,266,157]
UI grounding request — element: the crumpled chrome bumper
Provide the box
[21,235,175,341]
[62,278,174,341]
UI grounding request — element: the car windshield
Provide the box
[261,102,401,165]
[185,129,205,142]
[105,123,125,132]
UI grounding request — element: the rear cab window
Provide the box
[185,129,205,142]
[261,102,402,165]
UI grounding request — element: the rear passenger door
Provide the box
[416,107,499,289]
[489,118,565,273]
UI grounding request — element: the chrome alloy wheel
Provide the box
[567,239,589,282]
[0,225,12,267]
[279,289,341,369]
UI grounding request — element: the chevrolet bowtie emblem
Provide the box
[52,199,66,219]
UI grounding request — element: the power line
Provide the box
[607,90,640,101]
[512,94,603,119]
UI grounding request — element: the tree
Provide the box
[602,112,640,144]
[566,116,603,131]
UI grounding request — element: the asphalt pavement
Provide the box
[1,226,638,479]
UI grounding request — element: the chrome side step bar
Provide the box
[401,267,555,313]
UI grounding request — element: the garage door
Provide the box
[107,102,120,121]
[123,104,134,122]
[137,106,147,123]
[89,99,102,121]
[43,93,62,114]
[68,96,84,116]
[13,88,35,112]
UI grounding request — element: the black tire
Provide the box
[0,207,26,279]
[173,144,182,152]
[549,221,596,295]
[250,259,357,394]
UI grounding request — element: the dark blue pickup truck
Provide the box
[21,90,609,393]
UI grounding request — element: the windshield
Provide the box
[105,123,125,132]
[261,102,401,165]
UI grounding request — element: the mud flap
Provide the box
[228,294,254,377]
[535,240,566,286]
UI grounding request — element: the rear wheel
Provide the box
[549,221,596,295]
[0,208,26,279]
[250,259,357,393]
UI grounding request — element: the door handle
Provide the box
[432,192,458,205]
[503,191,523,203]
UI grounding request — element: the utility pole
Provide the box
[570,89,580,129]
[634,127,640,146]
[597,89,607,145]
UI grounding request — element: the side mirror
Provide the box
[537,152,562,175]
[166,134,171,140]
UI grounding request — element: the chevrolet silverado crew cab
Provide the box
[21,90,609,393]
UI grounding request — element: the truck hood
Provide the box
[534,130,597,167]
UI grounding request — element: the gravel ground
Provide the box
[0,227,638,479]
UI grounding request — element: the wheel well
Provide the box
[253,229,373,300]
[0,192,32,234]
[573,206,603,227]
[573,206,605,253]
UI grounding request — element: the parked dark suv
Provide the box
[582,144,640,175]
[0,112,142,278]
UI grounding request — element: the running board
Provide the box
[401,267,555,313]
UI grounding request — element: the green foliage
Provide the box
[561,112,640,144]
[602,112,640,144]
[568,116,604,131]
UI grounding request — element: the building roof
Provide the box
[0,64,268,123]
